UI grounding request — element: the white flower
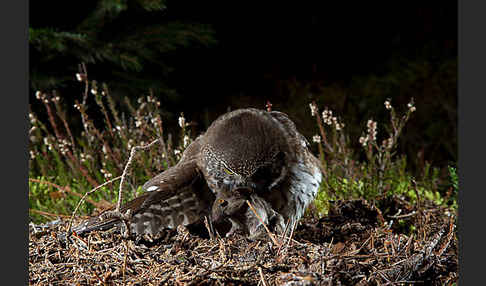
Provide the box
[322,109,333,125]
[75,73,85,82]
[312,135,321,143]
[366,120,377,141]
[359,136,368,146]
[410,106,416,112]
[101,169,113,179]
[147,95,155,103]
[178,114,186,128]
[183,135,191,147]
[384,100,392,110]
[382,138,393,149]
[29,113,36,124]
[35,91,42,99]
[309,103,317,116]
[127,139,134,150]
[322,109,332,120]
[367,119,374,128]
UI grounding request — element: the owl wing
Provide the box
[269,110,324,173]
[71,136,214,238]
[269,111,310,148]
[130,158,214,236]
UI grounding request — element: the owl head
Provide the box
[200,109,290,195]
[211,188,248,224]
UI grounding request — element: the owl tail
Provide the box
[70,215,120,236]
[55,214,119,242]
[63,191,153,239]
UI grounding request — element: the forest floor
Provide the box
[29,197,457,285]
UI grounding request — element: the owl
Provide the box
[71,108,322,240]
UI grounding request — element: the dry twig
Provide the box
[246,200,280,246]
[67,175,122,234]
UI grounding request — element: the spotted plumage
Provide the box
[71,108,322,240]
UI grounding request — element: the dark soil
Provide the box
[29,197,457,285]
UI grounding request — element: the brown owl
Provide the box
[71,108,322,239]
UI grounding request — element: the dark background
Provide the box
[29,0,458,175]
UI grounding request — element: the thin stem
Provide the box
[116,139,160,212]
[67,175,122,234]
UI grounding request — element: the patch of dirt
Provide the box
[29,197,457,285]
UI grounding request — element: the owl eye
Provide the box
[218,199,228,207]
[223,167,234,175]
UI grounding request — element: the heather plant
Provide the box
[309,98,457,215]
[449,165,458,194]
[29,66,186,223]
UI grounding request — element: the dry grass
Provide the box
[29,197,457,285]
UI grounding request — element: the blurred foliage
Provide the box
[255,56,457,176]
[29,0,217,97]
[449,166,458,195]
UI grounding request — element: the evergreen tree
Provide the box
[29,0,216,99]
